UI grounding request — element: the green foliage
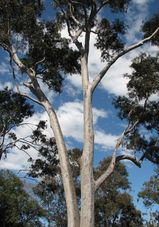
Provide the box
[0,88,33,128]
[0,0,43,45]
[0,88,33,159]
[0,0,80,92]
[143,12,159,45]
[114,53,159,164]
[0,170,45,227]
[22,20,80,92]
[33,179,67,227]
[28,137,81,226]
[138,167,159,227]
[29,137,59,178]
[108,0,130,12]
[138,167,159,207]
[95,18,125,60]
[94,158,143,227]
[126,54,159,100]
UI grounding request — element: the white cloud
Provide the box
[101,56,131,96]
[132,0,153,5]
[0,81,13,90]
[126,0,155,44]
[95,131,118,149]
[57,101,107,142]
[0,159,23,170]
[0,62,10,75]
[66,74,82,90]
[57,101,84,141]
[56,101,119,150]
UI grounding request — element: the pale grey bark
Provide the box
[80,86,95,227]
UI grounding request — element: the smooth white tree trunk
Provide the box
[43,100,80,227]
[80,88,95,227]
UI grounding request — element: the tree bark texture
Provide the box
[80,87,95,227]
[43,100,80,227]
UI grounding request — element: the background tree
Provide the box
[0,1,159,226]
[143,13,159,46]
[0,88,33,159]
[113,53,159,164]
[113,13,159,165]
[28,130,80,227]
[27,135,143,227]
[138,167,159,227]
[28,124,67,227]
[0,170,45,227]
[94,158,143,227]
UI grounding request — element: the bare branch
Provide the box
[89,0,97,22]
[11,46,26,70]
[0,43,47,106]
[97,0,109,13]
[90,27,159,93]
[68,2,81,26]
[21,92,43,105]
[116,155,141,168]
[90,30,98,35]
[35,57,45,66]
[72,28,85,53]
[22,82,43,106]
[94,135,123,191]
[0,41,10,52]
[17,169,30,174]
[63,7,84,54]
[18,175,38,182]
[124,120,139,136]
[14,144,33,160]
[94,112,140,191]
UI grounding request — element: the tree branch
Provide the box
[94,135,123,191]
[22,82,43,106]
[94,115,140,191]
[14,144,33,160]
[116,155,141,168]
[68,2,81,26]
[21,92,43,106]
[0,41,10,52]
[72,28,85,54]
[11,46,26,70]
[90,27,159,93]
[97,0,109,13]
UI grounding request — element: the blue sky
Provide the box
[0,0,159,215]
